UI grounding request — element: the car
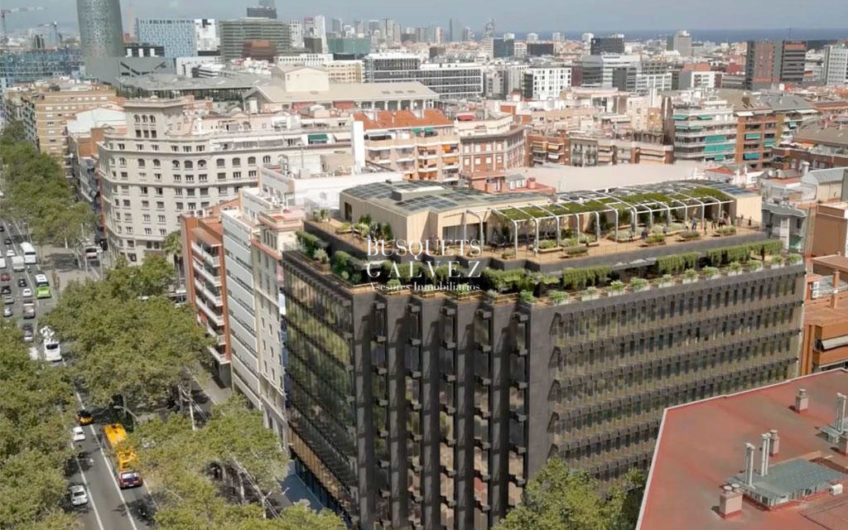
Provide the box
[22,303,35,319]
[118,471,143,488]
[69,484,88,506]
[2,294,13,305]
[21,287,32,298]
[16,278,26,288]
[3,238,10,245]
[77,409,94,426]
[0,285,9,295]
[22,324,33,343]
[0,225,4,232]
[0,272,9,282]
[3,306,11,318]
[5,249,14,257]
[72,426,86,443]
[42,338,61,362]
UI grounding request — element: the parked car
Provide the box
[22,303,35,319]
[21,287,32,298]
[72,426,86,443]
[69,485,88,506]
[3,238,10,245]
[22,324,34,343]
[3,294,13,305]
[118,471,143,489]
[3,306,11,318]
[0,285,10,295]
[5,249,14,257]
[42,338,61,362]
[0,225,4,232]
[77,409,94,426]
[0,272,9,282]
[16,278,26,288]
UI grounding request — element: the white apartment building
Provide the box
[194,19,219,53]
[823,45,848,86]
[668,92,737,162]
[677,70,719,90]
[98,97,354,262]
[634,72,673,92]
[521,66,572,100]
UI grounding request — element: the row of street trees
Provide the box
[0,322,79,529]
[0,122,96,253]
[45,256,344,527]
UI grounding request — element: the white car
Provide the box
[4,249,13,257]
[21,287,32,298]
[69,484,88,506]
[43,338,61,362]
[72,426,86,443]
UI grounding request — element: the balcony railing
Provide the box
[195,296,224,327]
[192,257,222,286]
[191,241,220,269]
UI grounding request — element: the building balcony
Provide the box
[192,257,222,287]
[195,296,224,327]
[195,278,223,308]
[191,241,220,269]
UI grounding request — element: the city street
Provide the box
[0,218,149,530]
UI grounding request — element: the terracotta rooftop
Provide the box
[353,109,453,131]
[638,370,848,530]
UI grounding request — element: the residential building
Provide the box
[135,19,198,58]
[823,45,848,85]
[273,55,364,83]
[482,63,527,99]
[194,19,219,53]
[527,129,569,166]
[637,370,848,530]
[719,90,779,170]
[0,48,82,91]
[774,41,806,84]
[284,179,800,528]
[14,80,119,174]
[801,256,848,376]
[590,35,625,55]
[774,126,848,171]
[745,40,777,90]
[77,0,124,58]
[452,110,526,180]
[665,92,737,163]
[676,70,718,90]
[219,18,291,60]
[288,20,304,49]
[180,201,238,384]
[756,92,818,145]
[354,109,460,182]
[97,97,354,262]
[577,54,641,89]
[521,67,572,100]
[364,53,484,100]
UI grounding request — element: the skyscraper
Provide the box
[745,40,777,90]
[135,19,197,58]
[668,30,692,57]
[773,41,806,84]
[77,0,124,58]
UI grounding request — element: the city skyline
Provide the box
[4,0,848,35]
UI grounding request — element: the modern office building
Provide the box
[667,30,692,57]
[135,19,198,58]
[526,42,554,57]
[577,54,641,89]
[326,37,371,59]
[283,179,801,529]
[773,41,806,84]
[823,45,848,85]
[492,38,515,59]
[77,0,124,58]
[590,35,625,55]
[97,97,354,262]
[219,18,291,60]
[246,5,277,19]
[195,19,220,53]
[354,109,460,182]
[364,53,484,100]
[665,92,737,163]
[0,48,82,90]
[745,40,777,90]
[521,66,572,100]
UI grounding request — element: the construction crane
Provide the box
[1,6,46,44]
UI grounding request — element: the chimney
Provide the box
[795,388,809,413]
[744,443,756,486]
[760,433,771,477]
[769,430,780,456]
[718,484,743,518]
[838,393,847,433]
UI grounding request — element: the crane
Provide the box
[1,6,46,44]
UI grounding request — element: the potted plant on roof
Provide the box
[564,245,589,258]
[536,239,560,254]
[771,255,786,269]
[682,268,699,284]
[580,286,600,301]
[630,277,649,292]
[787,253,803,266]
[335,221,352,235]
[452,283,475,300]
[519,290,537,306]
[678,230,700,241]
[313,248,330,272]
[727,261,743,276]
[607,280,626,296]
[703,266,720,279]
[747,260,763,272]
[548,290,569,306]
[657,274,675,288]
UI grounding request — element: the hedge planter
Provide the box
[537,246,562,254]
[581,288,600,301]
[564,247,589,258]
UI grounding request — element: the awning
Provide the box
[743,152,760,160]
[411,127,423,134]
[307,133,328,143]
[745,133,761,140]
[819,335,848,350]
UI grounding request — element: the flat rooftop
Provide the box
[638,369,848,530]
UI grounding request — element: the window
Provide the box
[175,189,183,196]
[198,174,207,182]
[158,215,166,224]
[183,146,191,153]
[248,156,256,165]
[216,159,225,168]
[153,159,161,168]
[171,146,179,152]
[185,175,194,183]
[184,161,193,169]
[186,189,195,197]
[143,214,151,223]
[188,202,196,210]
[196,145,204,152]
[141,200,149,209]
[218,186,228,194]
[124,213,133,221]
[159,229,167,236]
[173,174,181,182]
[140,186,149,194]
[144,228,152,235]
[155,187,163,196]
[262,155,271,164]
[176,202,184,210]
[232,157,241,167]
[217,172,226,180]
[156,201,164,209]
[154,173,162,181]
[172,160,180,169]
[118,157,126,167]
[248,170,257,178]
[233,171,242,179]
[137,159,145,168]
[201,202,209,208]
[198,160,207,168]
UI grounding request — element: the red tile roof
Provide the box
[638,370,848,530]
[353,109,453,130]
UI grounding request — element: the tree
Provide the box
[0,322,77,529]
[495,459,645,530]
[163,230,185,287]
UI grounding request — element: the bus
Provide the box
[102,423,143,488]
[34,274,51,299]
[20,242,36,265]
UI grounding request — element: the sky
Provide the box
[7,0,848,35]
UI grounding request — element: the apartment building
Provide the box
[283,179,801,529]
[665,92,737,163]
[745,41,777,90]
[823,45,848,85]
[453,110,526,180]
[521,66,572,100]
[354,109,461,182]
[718,90,779,171]
[98,97,354,262]
[527,129,569,166]
[364,53,484,100]
[11,80,119,174]
[274,55,364,83]
[180,201,237,384]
